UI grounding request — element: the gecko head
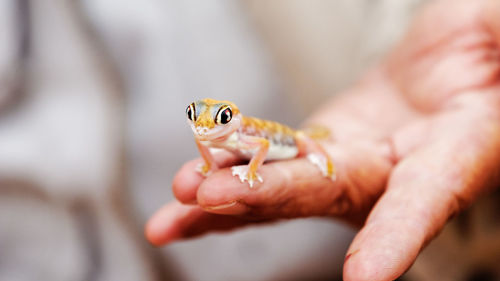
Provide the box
[186,98,241,141]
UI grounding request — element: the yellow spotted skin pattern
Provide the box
[186,98,336,188]
[240,116,297,147]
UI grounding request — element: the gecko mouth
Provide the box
[190,115,241,141]
[192,125,227,140]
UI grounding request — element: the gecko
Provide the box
[186,98,336,188]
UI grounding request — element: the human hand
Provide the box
[146,0,500,280]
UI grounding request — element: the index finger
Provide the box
[179,141,394,223]
[172,151,242,204]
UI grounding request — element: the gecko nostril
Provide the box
[196,127,208,135]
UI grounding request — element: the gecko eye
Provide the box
[215,106,232,124]
[186,103,195,121]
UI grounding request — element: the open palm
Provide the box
[146,1,500,280]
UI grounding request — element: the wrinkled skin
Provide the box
[146,0,500,280]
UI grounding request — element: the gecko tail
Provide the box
[300,124,331,140]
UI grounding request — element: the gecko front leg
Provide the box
[231,136,269,188]
[195,138,218,176]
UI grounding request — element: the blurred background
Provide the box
[1,0,499,281]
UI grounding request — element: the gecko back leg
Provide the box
[296,131,336,181]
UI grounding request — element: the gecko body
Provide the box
[186,98,336,187]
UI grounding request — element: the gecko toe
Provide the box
[307,153,327,176]
[330,174,337,181]
[231,165,262,188]
[307,153,336,181]
[196,163,213,177]
[231,165,248,183]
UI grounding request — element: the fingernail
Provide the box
[203,201,248,215]
[344,249,359,264]
[344,253,352,263]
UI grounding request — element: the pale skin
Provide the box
[146,0,500,280]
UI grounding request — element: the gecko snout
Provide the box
[195,126,209,135]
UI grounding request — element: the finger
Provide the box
[196,141,393,223]
[145,201,259,246]
[172,151,242,204]
[387,0,499,111]
[343,124,500,281]
[485,0,500,46]
[154,141,393,245]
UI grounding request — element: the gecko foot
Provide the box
[195,163,214,177]
[307,153,336,181]
[231,165,263,188]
